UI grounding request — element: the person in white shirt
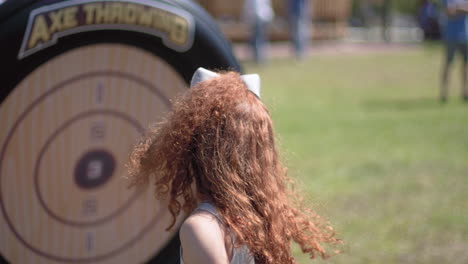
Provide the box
[243,0,274,63]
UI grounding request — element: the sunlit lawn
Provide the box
[245,44,468,263]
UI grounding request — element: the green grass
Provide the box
[244,44,468,263]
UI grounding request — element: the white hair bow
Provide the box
[190,67,261,99]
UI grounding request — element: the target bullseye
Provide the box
[74,149,116,190]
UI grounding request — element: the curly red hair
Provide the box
[127,71,340,263]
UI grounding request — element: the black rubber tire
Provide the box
[0,0,240,263]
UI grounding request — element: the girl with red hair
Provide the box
[127,68,340,264]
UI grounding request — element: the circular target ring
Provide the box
[34,109,144,227]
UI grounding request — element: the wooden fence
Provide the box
[196,0,352,41]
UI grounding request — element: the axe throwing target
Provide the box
[0,0,240,263]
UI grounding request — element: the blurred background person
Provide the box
[287,0,310,59]
[441,0,468,102]
[418,0,441,40]
[243,0,274,64]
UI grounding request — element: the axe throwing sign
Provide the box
[0,0,240,263]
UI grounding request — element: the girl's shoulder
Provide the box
[180,202,225,246]
[181,209,222,234]
[180,203,255,264]
[179,210,228,263]
[179,206,230,263]
[182,202,225,230]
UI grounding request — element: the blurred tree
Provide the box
[391,0,440,14]
[392,0,418,13]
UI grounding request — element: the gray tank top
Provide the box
[180,202,255,264]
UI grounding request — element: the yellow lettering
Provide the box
[123,4,138,24]
[48,9,64,33]
[162,13,173,32]
[83,4,97,24]
[94,3,111,24]
[170,16,188,45]
[138,7,152,27]
[152,10,164,31]
[63,6,78,29]
[28,15,50,49]
[109,3,123,23]
[132,6,144,25]
[25,2,191,53]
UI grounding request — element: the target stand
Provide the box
[0,1,240,263]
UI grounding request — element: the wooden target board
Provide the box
[0,44,186,263]
[0,0,241,263]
